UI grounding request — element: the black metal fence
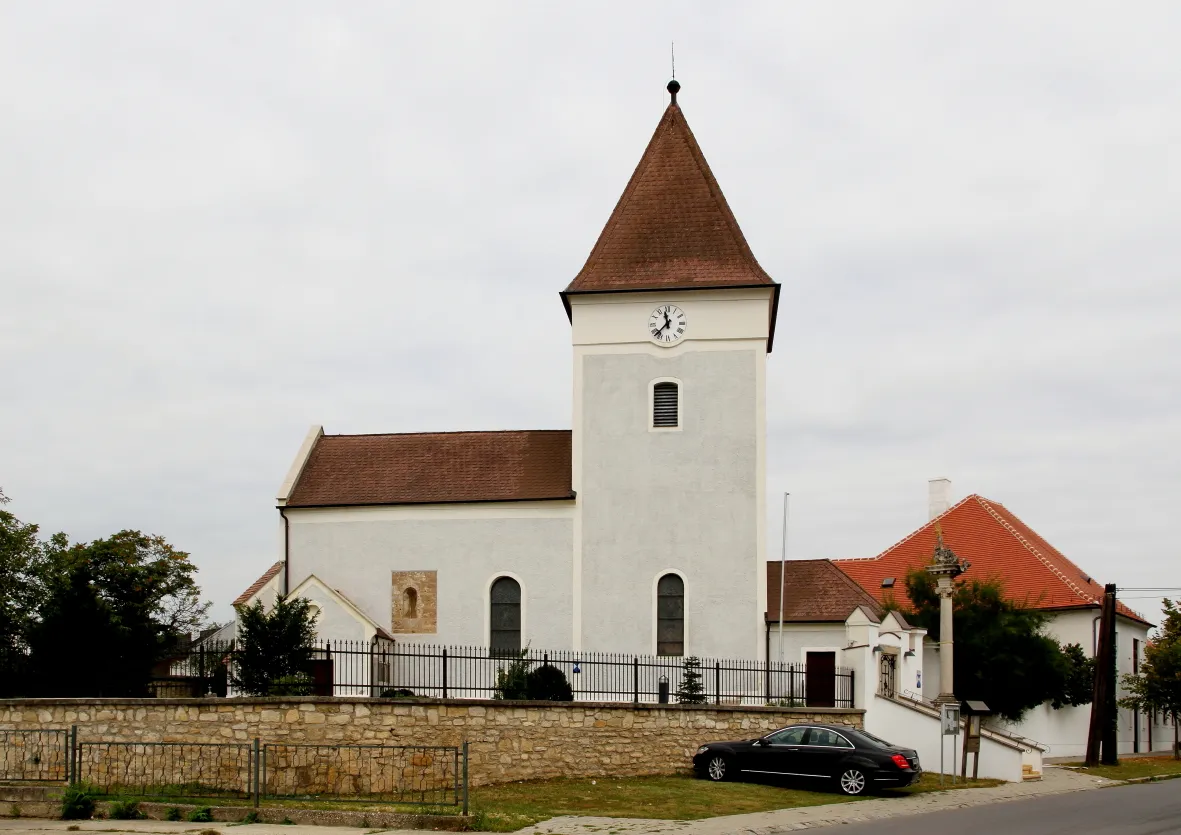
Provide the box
[1,729,467,810]
[156,639,854,709]
[0,730,69,782]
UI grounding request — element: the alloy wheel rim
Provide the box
[841,770,865,793]
[708,757,726,780]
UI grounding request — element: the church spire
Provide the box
[563,80,776,298]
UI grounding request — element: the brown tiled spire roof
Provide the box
[564,81,777,296]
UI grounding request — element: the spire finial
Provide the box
[667,78,680,105]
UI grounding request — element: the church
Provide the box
[269,80,777,661]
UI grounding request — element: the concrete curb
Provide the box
[1119,771,1181,784]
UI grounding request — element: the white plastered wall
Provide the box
[569,289,772,660]
[285,502,574,649]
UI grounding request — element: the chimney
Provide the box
[928,478,952,520]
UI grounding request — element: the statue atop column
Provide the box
[927,524,969,704]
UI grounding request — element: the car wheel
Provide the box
[705,754,732,782]
[837,767,869,796]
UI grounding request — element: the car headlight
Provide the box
[696,746,709,755]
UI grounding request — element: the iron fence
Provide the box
[0,731,468,811]
[262,743,462,805]
[0,729,69,782]
[74,740,255,801]
[153,639,854,708]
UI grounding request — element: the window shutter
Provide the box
[653,382,679,427]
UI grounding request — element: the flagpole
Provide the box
[777,492,789,665]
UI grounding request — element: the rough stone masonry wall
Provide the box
[0,698,862,787]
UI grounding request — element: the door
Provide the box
[798,726,855,779]
[742,725,808,776]
[878,652,897,698]
[806,652,836,707]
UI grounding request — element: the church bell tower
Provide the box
[562,80,780,660]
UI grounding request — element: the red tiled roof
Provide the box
[833,495,1151,626]
[766,559,885,623]
[563,92,777,297]
[233,561,283,607]
[286,430,573,508]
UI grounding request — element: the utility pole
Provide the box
[1086,584,1119,766]
[777,493,789,665]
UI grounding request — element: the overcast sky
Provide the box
[2,2,1179,629]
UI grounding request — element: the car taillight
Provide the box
[891,754,910,769]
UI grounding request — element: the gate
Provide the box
[878,652,897,698]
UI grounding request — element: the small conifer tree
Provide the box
[675,656,706,704]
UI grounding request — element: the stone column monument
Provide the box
[927,524,970,704]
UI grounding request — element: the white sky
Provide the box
[2,2,1179,629]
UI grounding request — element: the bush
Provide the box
[494,654,532,700]
[186,807,214,823]
[676,657,706,704]
[268,673,313,696]
[108,800,142,820]
[164,807,182,821]
[60,784,96,820]
[525,664,574,701]
[241,811,260,824]
[379,688,416,698]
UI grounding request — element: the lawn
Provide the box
[1060,757,1181,782]
[468,772,1004,832]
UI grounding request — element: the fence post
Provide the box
[849,668,855,709]
[632,657,639,704]
[252,738,260,807]
[62,729,71,784]
[462,741,470,816]
[442,647,449,699]
[715,663,721,706]
[69,725,77,784]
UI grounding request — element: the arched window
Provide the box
[403,587,418,619]
[489,577,522,655]
[653,382,679,428]
[656,573,685,657]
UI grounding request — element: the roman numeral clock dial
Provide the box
[648,305,687,345]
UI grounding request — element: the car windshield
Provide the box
[846,729,895,748]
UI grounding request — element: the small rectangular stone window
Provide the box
[653,382,679,428]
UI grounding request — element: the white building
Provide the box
[264,80,775,661]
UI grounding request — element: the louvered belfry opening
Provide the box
[653,382,679,427]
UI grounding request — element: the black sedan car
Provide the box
[693,723,920,795]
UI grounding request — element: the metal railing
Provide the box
[0,730,69,782]
[6,729,469,811]
[75,740,254,801]
[262,743,462,806]
[154,639,855,708]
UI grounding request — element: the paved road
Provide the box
[801,780,1181,835]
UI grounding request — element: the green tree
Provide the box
[26,530,209,696]
[676,656,706,704]
[1119,599,1181,759]
[892,569,1093,721]
[0,489,47,695]
[232,595,318,696]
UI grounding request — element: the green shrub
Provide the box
[60,784,96,820]
[280,817,295,825]
[494,652,532,700]
[241,810,260,824]
[9,804,20,818]
[186,807,214,823]
[108,800,142,820]
[379,687,416,698]
[268,673,313,696]
[165,807,182,821]
[675,657,706,704]
[525,664,574,701]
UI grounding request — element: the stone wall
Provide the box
[0,698,862,787]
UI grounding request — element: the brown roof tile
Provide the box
[233,561,284,608]
[564,93,776,296]
[285,430,573,508]
[765,559,885,623]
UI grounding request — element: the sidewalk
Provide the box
[516,767,1119,835]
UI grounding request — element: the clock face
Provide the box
[648,304,687,345]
